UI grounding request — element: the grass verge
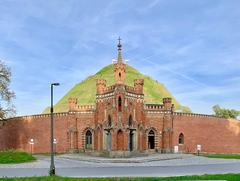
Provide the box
[1,174,240,181]
[0,150,36,164]
[198,153,240,159]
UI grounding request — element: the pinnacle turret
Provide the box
[114,37,126,84]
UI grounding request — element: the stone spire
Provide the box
[114,37,126,84]
[117,37,122,63]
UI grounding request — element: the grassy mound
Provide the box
[43,64,190,113]
[0,150,36,164]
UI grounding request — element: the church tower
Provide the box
[114,37,126,84]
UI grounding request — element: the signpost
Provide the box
[197,144,201,156]
[29,139,34,155]
[174,146,179,153]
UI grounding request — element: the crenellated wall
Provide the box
[0,112,95,154]
[172,113,240,154]
[0,114,68,153]
[1,105,240,154]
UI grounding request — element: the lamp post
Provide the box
[49,83,60,176]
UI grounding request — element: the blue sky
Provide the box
[0,0,239,116]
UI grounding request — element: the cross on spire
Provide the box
[117,37,122,63]
[118,37,121,43]
[117,37,122,51]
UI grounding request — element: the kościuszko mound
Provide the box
[43,64,190,113]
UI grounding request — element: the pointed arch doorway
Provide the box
[129,130,134,151]
[128,115,134,151]
[117,130,124,150]
[85,130,92,149]
[148,130,155,149]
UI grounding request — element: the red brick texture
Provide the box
[1,111,239,154]
[0,112,95,154]
[173,113,240,154]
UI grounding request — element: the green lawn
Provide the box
[0,150,36,164]
[1,174,240,180]
[199,153,240,159]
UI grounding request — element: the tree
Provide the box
[212,105,240,119]
[0,60,15,120]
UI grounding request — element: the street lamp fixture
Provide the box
[29,138,34,155]
[53,138,57,155]
[49,83,60,176]
[52,83,60,86]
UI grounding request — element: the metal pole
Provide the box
[49,84,55,176]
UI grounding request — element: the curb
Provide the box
[58,154,187,163]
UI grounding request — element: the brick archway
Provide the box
[85,130,92,149]
[117,130,124,150]
[148,130,155,149]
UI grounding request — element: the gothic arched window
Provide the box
[128,115,133,126]
[108,115,112,127]
[85,130,92,149]
[178,133,184,144]
[118,97,122,112]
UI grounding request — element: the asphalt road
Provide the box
[1,155,240,178]
[1,163,240,177]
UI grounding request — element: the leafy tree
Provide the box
[212,105,240,119]
[0,60,15,120]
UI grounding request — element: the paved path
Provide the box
[1,154,240,177]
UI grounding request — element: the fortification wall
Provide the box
[173,113,240,154]
[73,112,95,151]
[0,112,95,153]
[145,112,165,150]
[1,110,240,154]
[0,113,70,153]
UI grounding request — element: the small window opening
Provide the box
[178,133,184,144]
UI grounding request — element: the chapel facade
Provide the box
[68,39,175,156]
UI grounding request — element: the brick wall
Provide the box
[0,112,95,154]
[1,110,240,154]
[173,113,240,154]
